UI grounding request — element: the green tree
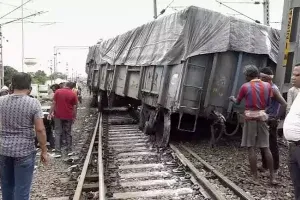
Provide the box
[49,72,67,80]
[4,66,18,86]
[31,70,47,84]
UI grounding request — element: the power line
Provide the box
[157,0,176,18]
[0,1,37,13]
[1,11,47,26]
[215,0,261,23]
[12,21,61,24]
[0,0,35,20]
[220,1,261,4]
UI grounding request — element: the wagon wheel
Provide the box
[155,111,171,148]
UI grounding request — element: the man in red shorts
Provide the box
[49,82,78,156]
[229,65,276,184]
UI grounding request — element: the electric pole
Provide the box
[0,11,46,88]
[0,26,3,88]
[217,0,270,25]
[153,0,158,19]
[263,0,270,26]
[22,0,24,72]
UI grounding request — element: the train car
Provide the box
[86,6,280,147]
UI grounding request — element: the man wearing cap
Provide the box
[229,65,276,184]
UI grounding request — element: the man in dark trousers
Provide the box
[229,65,276,184]
[49,82,78,156]
[283,64,300,199]
[258,67,287,174]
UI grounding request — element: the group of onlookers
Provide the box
[0,72,80,199]
[48,81,79,157]
[230,64,300,199]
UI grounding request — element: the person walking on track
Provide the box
[283,64,300,200]
[258,67,287,174]
[49,81,78,157]
[0,72,49,200]
[229,65,276,185]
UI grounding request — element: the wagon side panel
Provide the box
[91,64,100,91]
[178,54,213,115]
[140,65,164,107]
[126,66,141,99]
[207,52,238,113]
[164,64,184,111]
[99,64,108,91]
[106,65,115,92]
[231,53,269,113]
[115,65,127,96]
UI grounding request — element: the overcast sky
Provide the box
[0,0,284,77]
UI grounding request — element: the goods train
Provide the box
[86,6,292,147]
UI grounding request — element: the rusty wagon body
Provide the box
[86,6,280,147]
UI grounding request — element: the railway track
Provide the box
[73,108,255,200]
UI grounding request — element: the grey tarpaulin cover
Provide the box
[86,6,279,69]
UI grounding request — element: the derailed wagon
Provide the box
[86,6,280,147]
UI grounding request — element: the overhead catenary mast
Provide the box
[0,10,47,88]
[216,0,270,25]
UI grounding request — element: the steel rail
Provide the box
[98,113,105,199]
[73,113,100,200]
[180,144,255,200]
[170,144,226,200]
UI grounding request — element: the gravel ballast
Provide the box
[183,139,294,200]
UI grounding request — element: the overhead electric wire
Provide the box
[0,0,35,20]
[157,0,175,17]
[215,0,261,23]
[0,1,37,13]
[1,11,47,26]
[220,1,261,4]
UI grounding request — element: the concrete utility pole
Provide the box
[0,26,3,88]
[153,0,158,19]
[263,0,270,26]
[21,0,24,72]
[274,0,300,93]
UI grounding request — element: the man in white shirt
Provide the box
[283,64,300,200]
[287,86,299,114]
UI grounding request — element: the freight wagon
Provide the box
[86,6,280,147]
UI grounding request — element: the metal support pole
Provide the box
[153,0,158,19]
[263,0,270,26]
[53,47,57,73]
[0,25,3,88]
[21,0,24,72]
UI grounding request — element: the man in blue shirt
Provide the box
[259,67,287,174]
